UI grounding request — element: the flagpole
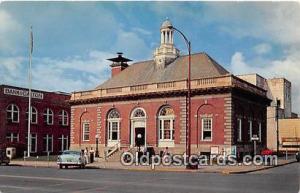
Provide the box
[27,26,33,157]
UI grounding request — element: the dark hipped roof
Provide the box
[96,52,230,89]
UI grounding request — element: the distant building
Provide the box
[279,119,300,152]
[0,85,70,156]
[237,74,298,151]
[69,19,270,159]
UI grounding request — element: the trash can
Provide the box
[90,152,94,163]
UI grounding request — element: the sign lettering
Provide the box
[4,88,44,100]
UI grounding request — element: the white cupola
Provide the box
[153,19,179,69]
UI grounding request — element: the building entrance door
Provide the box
[135,127,145,147]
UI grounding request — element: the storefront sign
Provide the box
[4,88,44,100]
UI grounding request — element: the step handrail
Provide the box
[105,142,120,159]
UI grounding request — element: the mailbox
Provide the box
[6,147,16,159]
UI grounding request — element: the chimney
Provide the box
[107,52,132,77]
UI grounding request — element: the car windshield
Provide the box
[62,151,81,155]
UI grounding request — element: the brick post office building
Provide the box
[69,20,271,158]
[0,85,70,156]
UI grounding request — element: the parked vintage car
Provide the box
[0,149,10,166]
[261,148,274,156]
[57,150,86,169]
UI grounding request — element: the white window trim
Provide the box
[131,108,146,119]
[237,118,242,142]
[43,134,53,152]
[27,134,37,153]
[258,122,262,142]
[82,123,90,141]
[158,117,175,141]
[58,135,69,152]
[60,110,69,126]
[108,119,120,141]
[7,104,19,123]
[6,133,19,142]
[26,107,38,124]
[201,117,213,141]
[32,107,38,124]
[44,108,54,125]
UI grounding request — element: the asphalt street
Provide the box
[0,163,299,193]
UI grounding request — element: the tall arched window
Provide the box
[107,109,120,144]
[7,104,19,123]
[158,106,175,143]
[43,108,54,125]
[59,110,68,126]
[26,106,38,124]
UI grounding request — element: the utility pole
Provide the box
[276,98,280,156]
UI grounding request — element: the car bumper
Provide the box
[57,162,84,166]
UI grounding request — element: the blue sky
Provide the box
[1,2,300,112]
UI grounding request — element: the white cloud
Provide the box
[113,29,151,61]
[230,52,253,75]
[230,50,300,114]
[203,2,300,46]
[215,3,300,114]
[0,56,26,87]
[0,4,153,94]
[0,10,22,53]
[132,27,152,36]
[0,50,113,92]
[253,43,272,55]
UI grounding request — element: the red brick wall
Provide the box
[71,91,269,157]
[72,106,98,147]
[190,97,226,146]
[71,96,227,147]
[0,85,70,155]
[100,99,182,146]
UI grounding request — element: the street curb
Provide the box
[223,160,297,174]
[10,160,297,174]
[106,167,200,173]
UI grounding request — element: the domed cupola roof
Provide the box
[161,19,172,29]
[154,18,179,69]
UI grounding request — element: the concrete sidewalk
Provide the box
[10,158,297,174]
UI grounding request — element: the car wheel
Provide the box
[5,163,9,166]
[65,165,68,169]
[59,164,63,169]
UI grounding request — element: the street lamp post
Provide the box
[137,134,142,153]
[168,26,194,169]
[136,134,142,163]
[95,134,99,157]
[79,108,87,149]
